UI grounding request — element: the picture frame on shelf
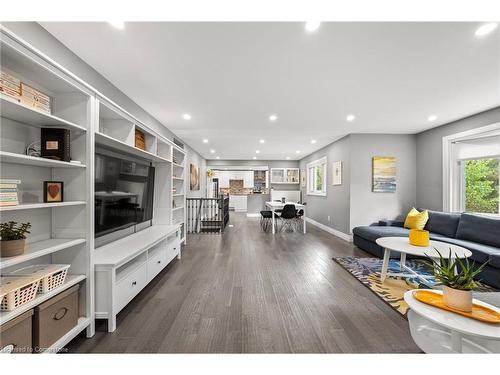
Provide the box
[43,181,64,203]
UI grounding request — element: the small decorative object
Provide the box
[43,181,63,203]
[409,229,430,247]
[207,169,214,178]
[135,129,146,150]
[281,197,286,203]
[372,156,396,193]
[41,128,70,161]
[425,250,487,312]
[0,221,31,257]
[332,161,342,185]
[190,163,200,191]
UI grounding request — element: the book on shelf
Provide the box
[0,179,20,206]
[20,83,51,113]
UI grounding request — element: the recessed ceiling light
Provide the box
[346,114,356,122]
[305,22,321,33]
[311,139,317,144]
[475,22,498,37]
[210,149,215,153]
[428,115,437,122]
[269,114,278,122]
[216,156,220,159]
[286,156,290,160]
[252,156,257,160]
[183,113,191,120]
[255,150,260,154]
[259,139,265,144]
[203,139,208,143]
[296,150,301,154]
[108,21,125,29]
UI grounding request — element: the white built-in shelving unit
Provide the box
[0,28,94,349]
[270,167,300,184]
[0,26,189,348]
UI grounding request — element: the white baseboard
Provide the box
[306,217,352,242]
[246,213,261,218]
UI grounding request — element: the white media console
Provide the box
[94,224,181,332]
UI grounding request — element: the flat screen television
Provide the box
[95,147,155,245]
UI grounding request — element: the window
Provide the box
[307,157,327,196]
[461,158,499,214]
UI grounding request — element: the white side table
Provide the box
[404,289,500,353]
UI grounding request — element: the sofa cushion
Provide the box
[456,213,500,248]
[352,226,410,243]
[488,253,500,269]
[404,208,429,230]
[425,236,500,265]
[424,210,461,238]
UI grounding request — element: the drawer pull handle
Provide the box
[157,260,161,264]
[1,344,15,354]
[132,281,137,286]
[53,307,68,321]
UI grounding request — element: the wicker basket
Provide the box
[0,276,41,311]
[7,264,70,294]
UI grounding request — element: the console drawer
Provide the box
[147,245,167,282]
[114,262,147,312]
[0,309,33,353]
[167,239,181,264]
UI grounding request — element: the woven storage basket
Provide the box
[7,264,70,294]
[0,276,41,311]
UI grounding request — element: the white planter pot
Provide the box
[442,286,473,312]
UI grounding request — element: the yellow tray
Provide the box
[413,290,500,324]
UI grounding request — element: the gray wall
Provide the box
[299,136,352,234]
[3,22,206,169]
[206,159,300,191]
[349,134,416,230]
[416,106,500,210]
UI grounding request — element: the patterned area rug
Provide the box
[333,257,496,316]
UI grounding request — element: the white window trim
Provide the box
[306,156,327,196]
[442,122,500,212]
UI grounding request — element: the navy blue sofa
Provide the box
[352,210,500,289]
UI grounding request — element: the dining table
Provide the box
[265,201,307,234]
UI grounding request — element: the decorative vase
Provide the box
[442,285,473,312]
[409,229,430,247]
[0,239,26,257]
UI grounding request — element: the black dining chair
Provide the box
[279,204,297,232]
[295,202,306,231]
[260,210,279,232]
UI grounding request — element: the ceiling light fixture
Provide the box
[216,156,220,159]
[296,150,301,154]
[428,115,437,122]
[311,139,317,144]
[253,156,257,160]
[210,149,215,153]
[346,114,356,122]
[269,114,278,122]
[259,139,265,144]
[108,21,125,29]
[305,21,321,33]
[286,156,290,160]
[183,113,192,120]
[203,139,208,143]
[475,22,498,37]
[255,150,260,154]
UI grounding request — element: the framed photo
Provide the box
[372,156,396,193]
[43,181,64,203]
[300,169,306,187]
[332,161,342,185]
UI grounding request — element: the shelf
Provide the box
[0,94,87,132]
[0,274,86,325]
[0,151,86,169]
[0,238,86,270]
[45,317,91,353]
[172,162,184,168]
[172,206,184,211]
[95,132,171,163]
[172,176,184,180]
[0,201,87,212]
[172,193,184,197]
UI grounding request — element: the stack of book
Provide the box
[0,70,21,101]
[21,83,51,113]
[0,179,20,207]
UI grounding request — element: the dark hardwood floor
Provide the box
[68,213,420,353]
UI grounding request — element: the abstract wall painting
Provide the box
[190,163,200,191]
[372,156,396,193]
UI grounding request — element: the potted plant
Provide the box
[0,221,31,257]
[425,249,487,312]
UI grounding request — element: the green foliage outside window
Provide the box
[315,166,323,191]
[464,159,499,214]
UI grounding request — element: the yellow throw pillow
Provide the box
[404,208,429,230]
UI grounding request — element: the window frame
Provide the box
[306,156,327,196]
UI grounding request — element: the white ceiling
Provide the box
[41,22,500,160]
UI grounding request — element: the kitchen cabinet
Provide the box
[215,170,254,188]
[270,168,300,184]
[229,195,247,212]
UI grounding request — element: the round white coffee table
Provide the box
[375,237,472,283]
[404,289,500,353]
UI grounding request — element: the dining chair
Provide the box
[279,204,297,232]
